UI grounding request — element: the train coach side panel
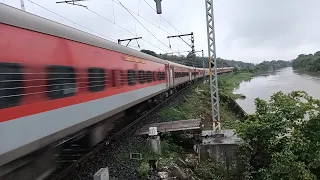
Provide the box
[0,22,167,166]
[0,83,167,166]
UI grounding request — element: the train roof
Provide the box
[0,4,169,65]
[166,61,191,69]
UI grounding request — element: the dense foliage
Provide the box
[292,51,320,72]
[140,50,290,72]
[256,60,291,71]
[236,91,320,179]
[140,49,158,57]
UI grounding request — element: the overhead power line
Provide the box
[112,0,191,50]
[143,0,188,39]
[28,0,168,53]
[67,0,170,53]
[115,0,173,52]
[113,1,171,35]
[27,0,117,42]
[84,7,168,53]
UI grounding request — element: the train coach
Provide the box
[0,4,172,168]
[0,3,231,175]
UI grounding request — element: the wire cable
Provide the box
[72,1,168,53]
[143,0,189,39]
[113,0,190,47]
[26,0,117,42]
[115,0,173,52]
[113,1,171,36]
[84,7,167,53]
[28,0,167,53]
[108,0,191,52]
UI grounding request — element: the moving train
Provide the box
[0,3,232,175]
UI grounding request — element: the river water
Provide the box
[234,67,320,114]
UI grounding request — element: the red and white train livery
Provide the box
[0,4,232,168]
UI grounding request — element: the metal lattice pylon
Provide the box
[205,0,221,131]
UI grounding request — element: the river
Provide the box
[234,67,320,114]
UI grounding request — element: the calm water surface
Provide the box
[234,67,320,114]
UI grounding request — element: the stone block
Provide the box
[93,168,109,180]
[198,129,242,174]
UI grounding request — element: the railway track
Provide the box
[46,81,197,180]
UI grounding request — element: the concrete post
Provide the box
[93,168,109,180]
[149,127,161,155]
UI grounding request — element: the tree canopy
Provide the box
[140,49,158,57]
[140,49,290,71]
[256,60,291,71]
[237,91,320,179]
[292,51,320,72]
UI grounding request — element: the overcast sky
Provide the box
[3,0,320,63]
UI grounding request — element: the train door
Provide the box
[169,67,174,87]
[165,65,170,88]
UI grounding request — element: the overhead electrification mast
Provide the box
[156,0,221,131]
[205,0,220,131]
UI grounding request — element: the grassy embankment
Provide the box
[113,70,254,178]
[157,70,253,129]
[153,71,253,171]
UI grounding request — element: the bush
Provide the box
[236,91,320,179]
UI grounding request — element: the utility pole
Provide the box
[201,50,205,79]
[167,33,195,66]
[118,37,142,47]
[20,0,25,11]
[167,33,195,53]
[205,0,221,131]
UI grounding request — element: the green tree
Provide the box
[292,51,320,72]
[256,60,291,71]
[140,49,158,57]
[237,91,320,179]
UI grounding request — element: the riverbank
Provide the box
[218,71,253,99]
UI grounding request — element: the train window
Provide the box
[153,72,157,81]
[47,65,77,99]
[160,72,165,80]
[0,62,23,109]
[128,70,136,86]
[147,71,152,82]
[88,67,106,92]
[138,70,145,84]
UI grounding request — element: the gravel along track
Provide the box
[65,86,194,180]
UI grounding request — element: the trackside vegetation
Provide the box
[235,91,320,179]
[152,69,320,180]
[152,70,255,179]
